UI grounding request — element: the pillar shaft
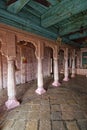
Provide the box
[7,59,16,99]
[52,58,60,87]
[5,58,20,109]
[38,58,43,88]
[35,58,46,95]
[63,48,69,81]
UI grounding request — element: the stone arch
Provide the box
[45,42,58,59]
[16,35,38,59]
[16,39,38,83]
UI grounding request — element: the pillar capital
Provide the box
[7,56,16,61]
[35,41,44,59]
[53,58,58,61]
[5,56,20,109]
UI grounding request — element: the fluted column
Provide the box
[5,58,20,109]
[35,58,46,95]
[71,49,76,78]
[52,58,61,87]
[63,48,69,81]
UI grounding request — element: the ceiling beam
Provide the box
[23,5,41,17]
[47,0,58,5]
[69,30,87,40]
[62,37,80,48]
[0,9,57,40]
[7,0,31,13]
[27,0,48,15]
[41,0,87,27]
[59,13,87,36]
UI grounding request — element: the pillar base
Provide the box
[63,77,69,81]
[52,81,61,87]
[5,99,20,110]
[71,74,75,78]
[35,88,46,95]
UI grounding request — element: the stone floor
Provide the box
[0,75,87,130]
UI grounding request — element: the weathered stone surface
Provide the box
[61,104,81,112]
[66,121,79,130]
[12,120,26,130]
[50,98,65,105]
[18,111,28,120]
[40,104,50,111]
[62,111,75,120]
[51,105,61,112]
[27,111,40,120]
[40,111,50,120]
[20,104,31,112]
[77,119,87,130]
[52,121,66,130]
[6,111,20,120]
[74,112,86,120]
[0,76,87,130]
[25,120,38,130]
[31,104,40,111]
[39,120,51,130]
[0,120,14,130]
[51,111,62,120]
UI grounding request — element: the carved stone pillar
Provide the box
[35,57,46,95]
[63,48,69,81]
[35,41,46,95]
[71,49,75,78]
[5,57,20,109]
[52,58,61,87]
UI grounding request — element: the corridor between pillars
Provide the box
[35,58,46,95]
[5,58,20,109]
[63,48,69,81]
[52,58,61,87]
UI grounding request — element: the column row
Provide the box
[5,48,76,110]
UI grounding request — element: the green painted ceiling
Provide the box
[0,0,87,48]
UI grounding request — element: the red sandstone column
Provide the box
[35,58,46,95]
[52,58,61,87]
[5,57,20,109]
[71,49,76,78]
[63,48,69,81]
